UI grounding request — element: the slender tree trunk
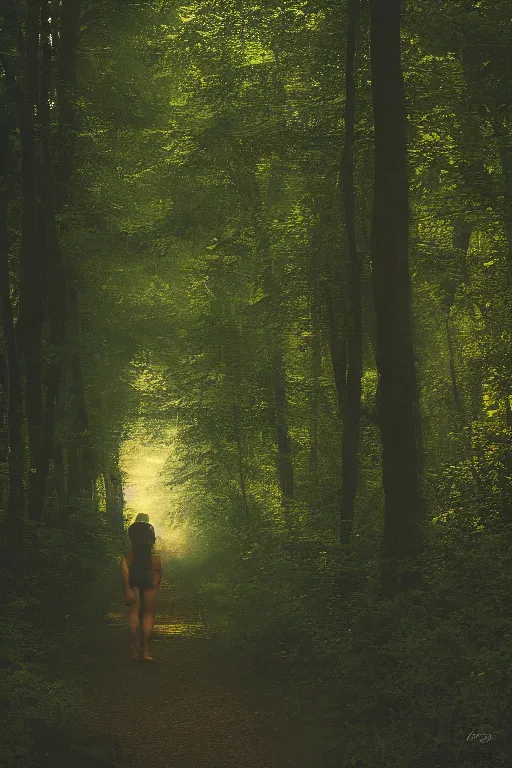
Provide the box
[232,392,250,520]
[53,442,66,506]
[67,301,95,497]
[309,292,321,478]
[311,203,345,529]
[445,313,463,417]
[273,347,294,500]
[452,219,472,258]
[254,184,295,506]
[324,283,347,417]
[339,0,362,543]
[370,0,420,590]
[506,398,512,429]
[104,465,124,531]
[450,221,485,489]
[446,222,473,422]
[0,91,24,557]
[67,440,81,496]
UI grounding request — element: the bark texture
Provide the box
[370,0,421,585]
[339,0,362,543]
[0,81,24,557]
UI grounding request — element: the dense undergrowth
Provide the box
[0,499,122,768]
[196,457,512,768]
[198,526,512,767]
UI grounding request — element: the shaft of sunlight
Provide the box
[120,428,190,558]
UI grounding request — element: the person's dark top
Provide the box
[128,521,156,548]
[127,520,157,589]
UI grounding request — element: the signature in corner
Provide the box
[467,729,492,744]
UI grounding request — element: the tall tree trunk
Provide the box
[27,0,68,521]
[339,0,362,544]
[55,0,81,207]
[54,0,94,500]
[17,3,45,520]
[370,0,420,590]
[0,84,24,559]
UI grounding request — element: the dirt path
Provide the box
[60,576,336,768]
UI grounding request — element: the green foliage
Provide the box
[1,0,511,764]
[337,524,512,767]
[0,657,77,768]
[0,496,123,768]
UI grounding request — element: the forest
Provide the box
[0,0,511,766]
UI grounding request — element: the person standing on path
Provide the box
[121,513,162,661]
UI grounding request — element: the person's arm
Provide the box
[121,557,136,605]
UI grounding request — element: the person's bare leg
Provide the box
[128,588,141,659]
[141,587,158,660]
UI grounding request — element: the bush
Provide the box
[336,522,512,767]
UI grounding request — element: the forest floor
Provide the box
[47,567,338,768]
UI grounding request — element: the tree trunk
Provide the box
[0,88,24,558]
[27,0,68,521]
[442,220,473,422]
[231,392,250,520]
[309,291,321,479]
[311,202,345,529]
[339,0,362,544]
[324,281,347,418]
[0,351,7,463]
[67,440,81,497]
[104,464,124,531]
[17,3,45,521]
[445,312,463,417]
[53,2,95,501]
[273,347,294,500]
[55,0,82,208]
[67,303,95,497]
[370,0,420,589]
[53,442,66,507]
[253,178,295,506]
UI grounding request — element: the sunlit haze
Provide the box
[120,433,189,558]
